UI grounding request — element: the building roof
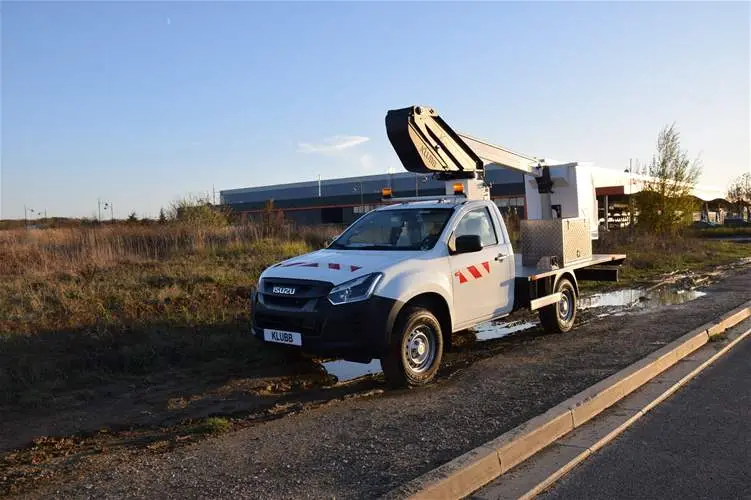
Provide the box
[220,166,524,205]
[220,163,727,207]
[588,166,726,201]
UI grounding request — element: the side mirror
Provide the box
[454,234,483,254]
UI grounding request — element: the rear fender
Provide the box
[556,271,579,296]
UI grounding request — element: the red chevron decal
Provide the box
[467,265,482,279]
[455,271,468,284]
[481,261,490,273]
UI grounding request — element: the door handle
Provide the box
[495,253,507,262]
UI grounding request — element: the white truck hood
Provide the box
[261,248,421,285]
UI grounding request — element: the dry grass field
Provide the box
[0,223,340,406]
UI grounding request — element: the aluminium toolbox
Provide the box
[520,217,593,268]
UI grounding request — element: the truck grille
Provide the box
[260,278,332,311]
[254,313,320,336]
[262,295,311,309]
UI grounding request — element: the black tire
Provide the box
[539,277,577,333]
[380,306,444,388]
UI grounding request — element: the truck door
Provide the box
[449,206,514,327]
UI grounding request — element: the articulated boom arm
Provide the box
[456,133,542,177]
[385,105,544,179]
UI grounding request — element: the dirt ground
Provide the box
[2,260,749,498]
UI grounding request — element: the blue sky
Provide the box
[2,1,749,219]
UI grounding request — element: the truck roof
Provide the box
[375,198,481,211]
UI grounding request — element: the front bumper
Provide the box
[251,289,401,360]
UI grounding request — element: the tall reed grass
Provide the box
[0,223,341,277]
[0,222,342,404]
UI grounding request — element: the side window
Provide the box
[454,208,498,247]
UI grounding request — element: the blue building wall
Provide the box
[221,167,527,225]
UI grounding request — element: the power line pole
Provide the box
[98,198,102,222]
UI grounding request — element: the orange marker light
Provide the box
[382,187,393,199]
[453,183,464,195]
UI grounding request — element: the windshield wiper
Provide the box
[340,245,419,251]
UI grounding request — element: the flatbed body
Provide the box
[515,254,627,281]
[512,253,626,313]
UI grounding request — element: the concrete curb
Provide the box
[384,300,751,500]
[515,321,751,500]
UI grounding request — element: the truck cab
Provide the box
[251,198,517,386]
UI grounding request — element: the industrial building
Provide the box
[220,165,728,228]
[221,167,527,225]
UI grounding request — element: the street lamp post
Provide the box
[416,175,429,196]
[353,182,364,211]
[24,206,37,227]
[624,161,633,229]
[104,202,114,222]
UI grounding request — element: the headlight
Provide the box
[327,273,383,305]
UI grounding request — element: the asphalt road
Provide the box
[541,333,751,500]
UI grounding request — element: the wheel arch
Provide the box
[555,271,579,297]
[396,292,453,351]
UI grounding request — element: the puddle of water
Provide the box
[473,320,539,341]
[714,236,751,243]
[320,286,707,382]
[579,287,707,310]
[322,359,381,383]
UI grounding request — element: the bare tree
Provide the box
[635,123,702,234]
[727,172,751,219]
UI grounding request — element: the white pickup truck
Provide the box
[250,105,625,387]
[251,197,624,387]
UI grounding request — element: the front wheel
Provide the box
[381,307,444,388]
[539,277,577,333]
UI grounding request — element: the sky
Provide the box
[2,1,749,219]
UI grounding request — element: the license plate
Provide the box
[263,329,302,346]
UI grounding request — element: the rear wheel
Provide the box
[539,277,577,333]
[381,307,444,388]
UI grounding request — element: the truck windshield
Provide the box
[329,208,454,251]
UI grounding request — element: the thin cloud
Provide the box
[359,153,377,173]
[297,135,370,154]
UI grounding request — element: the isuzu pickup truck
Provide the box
[251,105,625,387]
